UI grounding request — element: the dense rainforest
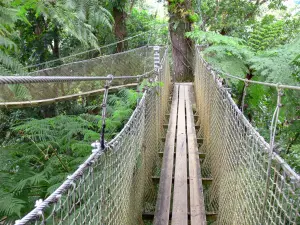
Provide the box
[0,0,299,222]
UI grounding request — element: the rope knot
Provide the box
[245,80,249,87]
[53,194,62,203]
[35,199,43,208]
[107,74,114,83]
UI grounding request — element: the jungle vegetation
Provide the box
[0,0,299,221]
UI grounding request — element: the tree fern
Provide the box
[0,4,24,75]
[186,28,246,47]
[15,0,113,48]
[13,171,49,193]
[0,191,25,218]
[249,37,300,84]
[0,88,139,220]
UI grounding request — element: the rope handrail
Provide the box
[0,70,153,85]
[196,46,300,181]
[24,24,168,70]
[13,46,171,225]
[222,84,300,181]
[0,83,138,108]
[25,45,149,75]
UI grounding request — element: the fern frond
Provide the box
[0,192,25,217]
[0,50,24,75]
[0,36,17,50]
[249,37,300,84]
[71,141,93,156]
[13,172,49,193]
[13,119,56,143]
[0,5,18,26]
[7,84,32,101]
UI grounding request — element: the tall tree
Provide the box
[111,0,128,52]
[167,0,198,81]
[14,0,112,67]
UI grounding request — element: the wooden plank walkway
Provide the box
[154,83,207,225]
[172,84,188,225]
[153,85,179,225]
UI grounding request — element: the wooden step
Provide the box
[158,151,206,159]
[163,124,200,130]
[143,212,217,221]
[166,114,199,121]
[161,137,204,144]
[151,176,213,185]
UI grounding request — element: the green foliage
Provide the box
[0,3,24,74]
[291,54,300,82]
[186,28,246,47]
[0,190,25,218]
[248,14,300,51]
[0,0,114,72]
[187,29,253,79]
[0,88,139,220]
[249,38,300,84]
[284,144,300,173]
[199,0,286,35]
[167,0,197,23]
[248,21,285,51]
[189,22,300,173]
[12,0,113,67]
[126,8,168,46]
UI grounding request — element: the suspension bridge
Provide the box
[0,44,299,225]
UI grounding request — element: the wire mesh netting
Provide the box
[194,46,300,225]
[1,46,171,225]
[0,46,158,105]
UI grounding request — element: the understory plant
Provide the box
[0,88,140,222]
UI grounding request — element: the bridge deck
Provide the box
[154,83,206,225]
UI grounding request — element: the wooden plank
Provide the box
[163,124,200,130]
[185,85,207,225]
[154,85,179,225]
[158,151,206,159]
[151,176,213,185]
[172,85,188,225]
[143,212,217,221]
[161,137,203,144]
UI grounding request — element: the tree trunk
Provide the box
[113,6,127,52]
[53,26,60,59]
[168,0,193,81]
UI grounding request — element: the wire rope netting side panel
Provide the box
[13,93,147,225]
[0,46,154,103]
[158,47,171,150]
[194,47,300,225]
[12,46,171,225]
[141,46,171,213]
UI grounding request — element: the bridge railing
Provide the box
[195,46,300,225]
[0,46,156,104]
[14,46,170,225]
